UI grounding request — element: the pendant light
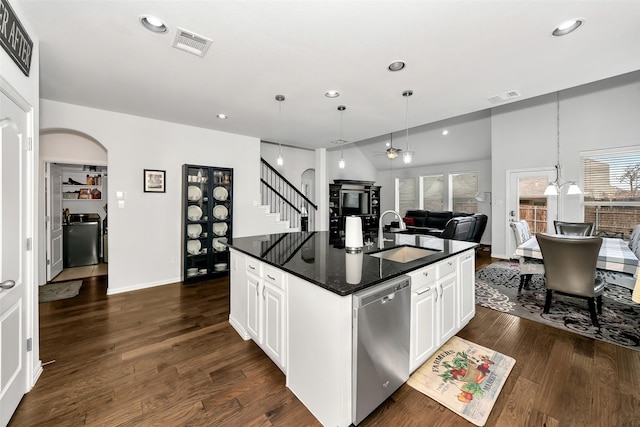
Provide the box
[402,90,414,164]
[275,94,285,167]
[338,105,346,169]
[543,92,581,196]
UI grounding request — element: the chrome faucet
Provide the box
[378,210,406,249]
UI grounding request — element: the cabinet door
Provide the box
[438,274,458,344]
[246,273,262,343]
[411,285,438,372]
[263,282,286,370]
[458,251,476,327]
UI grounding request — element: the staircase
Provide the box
[250,203,300,234]
[259,158,317,233]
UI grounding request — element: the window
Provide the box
[582,148,640,239]
[451,172,478,213]
[518,177,549,234]
[396,177,416,216]
[420,175,444,210]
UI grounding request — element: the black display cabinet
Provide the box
[181,164,233,284]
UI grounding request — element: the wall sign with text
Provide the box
[0,0,33,76]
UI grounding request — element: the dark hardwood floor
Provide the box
[10,251,640,426]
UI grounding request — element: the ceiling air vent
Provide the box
[488,90,521,104]
[172,28,212,57]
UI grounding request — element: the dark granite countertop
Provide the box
[230,231,478,296]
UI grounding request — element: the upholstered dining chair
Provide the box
[536,233,604,328]
[553,221,594,236]
[510,220,545,292]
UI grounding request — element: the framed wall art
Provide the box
[144,169,166,193]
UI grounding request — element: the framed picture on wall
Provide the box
[144,169,166,193]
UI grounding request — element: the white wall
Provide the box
[0,0,41,392]
[376,159,492,245]
[39,100,262,294]
[491,70,640,258]
[327,143,378,183]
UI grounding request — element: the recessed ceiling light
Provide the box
[325,90,340,98]
[388,60,406,72]
[442,130,449,136]
[216,114,228,119]
[552,19,584,37]
[140,15,167,33]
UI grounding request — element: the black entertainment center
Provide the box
[329,180,380,241]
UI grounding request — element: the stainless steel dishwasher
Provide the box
[352,275,411,425]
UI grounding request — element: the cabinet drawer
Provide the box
[263,265,285,289]
[409,264,436,291]
[246,258,262,276]
[437,258,456,278]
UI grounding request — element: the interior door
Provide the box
[507,169,557,257]
[0,89,29,426]
[46,163,64,281]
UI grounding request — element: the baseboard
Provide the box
[106,278,178,295]
[229,317,251,340]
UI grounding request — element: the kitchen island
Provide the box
[229,231,477,426]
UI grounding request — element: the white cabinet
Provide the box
[437,271,457,344]
[458,250,476,327]
[263,281,285,368]
[242,256,287,372]
[409,265,438,372]
[246,272,262,342]
[409,252,475,373]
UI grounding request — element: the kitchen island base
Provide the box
[229,233,476,426]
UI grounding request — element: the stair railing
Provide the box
[260,158,317,231]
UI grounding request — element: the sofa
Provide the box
[391,209,487,243]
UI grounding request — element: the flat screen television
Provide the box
[342,191,369,215]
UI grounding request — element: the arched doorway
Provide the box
[40,129,108,283]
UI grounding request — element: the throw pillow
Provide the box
[403,217,415,226]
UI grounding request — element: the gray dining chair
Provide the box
[510,220,545,292]
[554,221,594,236]
[536,233,604,328]
[629,224,640,253]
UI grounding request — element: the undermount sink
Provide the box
[370,246,439,263]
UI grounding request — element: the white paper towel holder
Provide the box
[345,216,364,253]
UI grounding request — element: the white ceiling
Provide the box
[17,0,640,164]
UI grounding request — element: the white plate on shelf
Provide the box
[212,237,228,251]
[187,267,198,277]
[213,205,228,220]
[186,239,201,255]
[187,185,202,201]
[213,186,228,201]
[187,224,202,238]
[187,205,203,221]
[214,263,227,271]
[213,222,228,236]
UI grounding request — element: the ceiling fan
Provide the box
[373,134,402,159]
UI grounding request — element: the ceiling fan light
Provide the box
[387,150,398,160]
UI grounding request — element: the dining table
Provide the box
[515,236,640,303]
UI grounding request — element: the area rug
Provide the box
[39,280,82,303]
[407,336,515,426]
[476,261,640,350]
